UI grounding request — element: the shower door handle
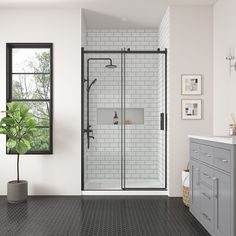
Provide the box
[160,113,165,130]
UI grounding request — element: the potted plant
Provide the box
[0,102,37,203]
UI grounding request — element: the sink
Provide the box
[189,135,236,144]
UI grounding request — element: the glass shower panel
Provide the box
[124,53,166,189]
[83,53,122,190]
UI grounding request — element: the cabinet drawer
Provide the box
[199,184,214,234]
[213,148,231,173]
[200,145,213,165]
[190,142,200,159]
[200,165,213,187]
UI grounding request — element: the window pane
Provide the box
[8,44,53,154]
[30,128,50,151]
[23,102,50,126]
[12,48,50,73]
[12,74,50,100]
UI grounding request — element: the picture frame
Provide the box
[181,74,202,95]
[182,99,202,120]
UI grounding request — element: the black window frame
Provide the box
[6,43,53,155]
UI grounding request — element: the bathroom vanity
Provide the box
[189,135,236,236]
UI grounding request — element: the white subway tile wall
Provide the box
[83,29,166,189]
[86,29,158,50]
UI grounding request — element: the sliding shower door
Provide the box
[123,52,166,189]
[82,48,167,191]
[82,52,122,190]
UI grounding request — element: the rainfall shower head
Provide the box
[105,62,117,69]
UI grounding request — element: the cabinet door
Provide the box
[213,170,231,236]
[199,183,214,234]
[190,160,200,218]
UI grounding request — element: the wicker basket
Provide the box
[182,167,190,207]
[183,186,190,207]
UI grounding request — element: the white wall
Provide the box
[168,6,213,196]
[0,9,82,195]
[213,0,236,135]
[81,9,87,47]
[158,8,170,193]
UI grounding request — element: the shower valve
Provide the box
[84,129,92,133]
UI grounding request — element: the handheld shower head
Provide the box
[88,78,97,91]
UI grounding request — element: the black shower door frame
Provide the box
[81,47,168,191]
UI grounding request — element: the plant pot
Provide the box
[7,180,28,204]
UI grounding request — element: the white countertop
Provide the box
[188,135,236,144]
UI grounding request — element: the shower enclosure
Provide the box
[81,47,167,190]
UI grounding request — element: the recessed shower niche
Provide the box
[81,47,167,191]
[97,108,144,125]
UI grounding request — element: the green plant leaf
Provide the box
[9,102,20,110]
[0,128,7,135]
[27,118,37,128]
[7,139,16,149]
[15,111,21,120]
[22,138,31,149]
[1,117,15,125]
[24,113,33,121]
[20,105,30,118]
[16,142,29,154]
[0,129,13,138]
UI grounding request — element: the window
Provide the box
[6,43,53,154]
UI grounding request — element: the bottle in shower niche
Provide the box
[113,111,118,125]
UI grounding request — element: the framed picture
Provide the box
[181,74,202,95]
[182,99,202,120]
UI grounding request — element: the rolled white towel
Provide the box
[182,170,190,187]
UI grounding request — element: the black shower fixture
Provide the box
[88,78,97,91]
[105,61,117,69]
[85,57,117,149]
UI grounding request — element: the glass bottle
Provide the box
[229,124,235,136]
[113,111,118,125]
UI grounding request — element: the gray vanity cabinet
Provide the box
[189,138,235,236]
[213,170,230,236]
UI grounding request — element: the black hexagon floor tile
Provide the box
[0,196,210,236]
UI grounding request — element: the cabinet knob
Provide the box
[201,212,211,222]
[203,172,211,179]
[215,157,229,163]
[201,192,211,200]
[221,159,229,163]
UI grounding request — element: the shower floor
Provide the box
[84,179,163,190]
